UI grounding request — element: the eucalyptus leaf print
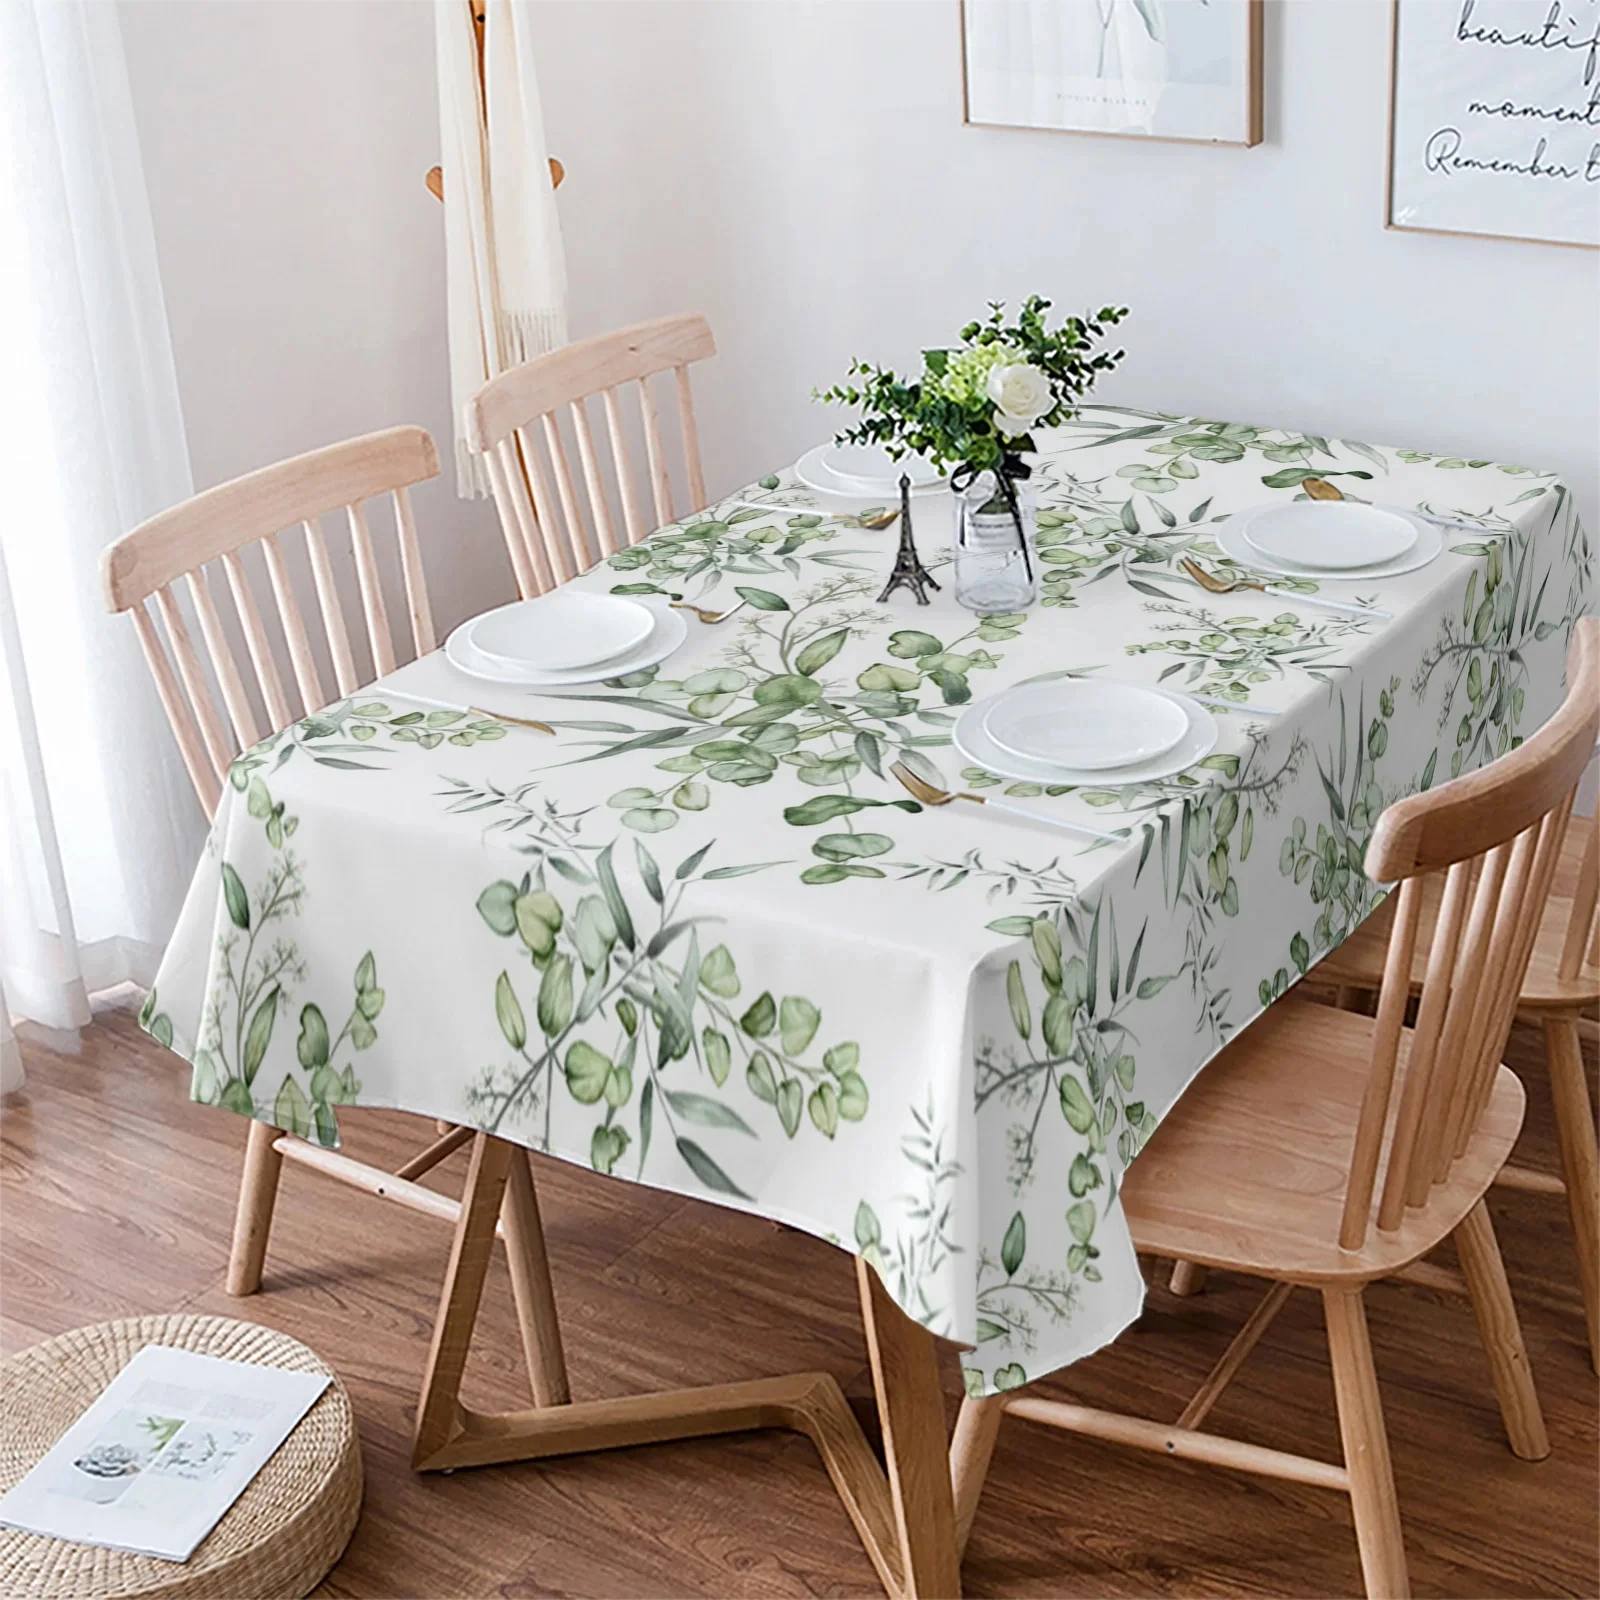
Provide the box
[854,1096,963,1329]
[175,779,378,1146]
[524,579,1033,884]
[228,699,508,787]
[1265,682,1403,1004]
[1056,408,1384,493]
[605,506,877,600]
[979,897,1169,1202]
[1127,601,1370,700]
[141,402,1592,1404]
[467,836,867,1182]
[1415,509,1580,781]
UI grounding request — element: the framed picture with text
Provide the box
[1387,0,1600,249]
[961,0,1263,148]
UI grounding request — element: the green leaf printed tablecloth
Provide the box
[146,407,1594,1395]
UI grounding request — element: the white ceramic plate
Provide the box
[954,687,1218,787]
[982,680,1189,771]
[468,591,655,672]
[795,444,948,499]
[1240,502,1416,570]
[820,444,945,493]
[444,600,687,688]
[1217,506,1441,580]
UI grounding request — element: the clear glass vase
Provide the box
[953,471,1038,614]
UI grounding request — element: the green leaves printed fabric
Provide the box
[142,408,1593,1398]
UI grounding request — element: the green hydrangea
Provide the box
[937,342,1022,407]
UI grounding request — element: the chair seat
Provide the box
[1122,996,1524,1285]
[1313,818,1597,1011]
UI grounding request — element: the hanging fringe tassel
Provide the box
[454,440,496,501]
[499,307,567,368]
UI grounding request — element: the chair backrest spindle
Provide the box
[483,439,548,597]
[303,514,360,697]
[151,584,233,777]
[391,484,436,656]
[674,363,706,512]
[1558,798,1599,979]
[637,375,674,528]
[221,549,293,732]
[537,414,589,580]
[570,399,618,560]
[184,567,262,750]
[260,529,327,713]
[601,384,646,546]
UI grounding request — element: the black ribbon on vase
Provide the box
[949,454,1035,584]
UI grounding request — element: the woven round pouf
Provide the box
[0,1314,362,1600]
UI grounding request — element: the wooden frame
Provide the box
[1383,0,1599,251]
[410,1132,960,1599]
[960,0,1263,149]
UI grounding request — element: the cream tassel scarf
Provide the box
[435,0,568,497]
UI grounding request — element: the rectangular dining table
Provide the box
[145,405,1593,1594]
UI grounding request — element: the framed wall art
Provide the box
[961,0,1263,147]
[1387,0,1600,249]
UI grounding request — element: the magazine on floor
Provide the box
[0,1345,329,1560]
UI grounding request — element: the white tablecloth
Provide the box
[146,407,1594,1394]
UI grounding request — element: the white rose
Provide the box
[986,362,1052,437]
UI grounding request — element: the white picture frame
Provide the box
[1387,0,1600,250]
[961,0,1263,148]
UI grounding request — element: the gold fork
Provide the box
[890,761,1121,842]
[389,691,554,734]
[1179,557,1391,620]
[719,501,899,530]
[854,507,901,530]
[472,707,555,734]
[669,597,750,624]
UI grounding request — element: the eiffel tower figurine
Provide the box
[876,473,940,605]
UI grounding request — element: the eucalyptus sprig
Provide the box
[817,296,1129,476]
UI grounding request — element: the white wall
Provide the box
[118,0,506,638]
[121,0,1598,639]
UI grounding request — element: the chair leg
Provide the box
[1543,1013,1600,1373]
[1169,1260,1208,1297]
[1453,1199,1551,1460]
[950,1393,1006,1560]
[226,1119,285,1295]
[1323,1289,1410,1600]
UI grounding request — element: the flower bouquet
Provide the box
[819,296,1128,611]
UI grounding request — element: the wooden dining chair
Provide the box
[1167,807,1599,1368]
[1309,806,1599,1372]
[464,312,716,597]
[100,427,567,1401]
[951,618,1600,1600]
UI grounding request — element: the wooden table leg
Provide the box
[950,1393,1006,1560]
[410,1134,935,1596]
[858,1259,962,1599]
[414,1130,514,1463]
[501,1147,571,1405]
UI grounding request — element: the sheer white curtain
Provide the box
[0,0,202,1083]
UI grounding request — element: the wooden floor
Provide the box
[2,1008,1595,1599]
